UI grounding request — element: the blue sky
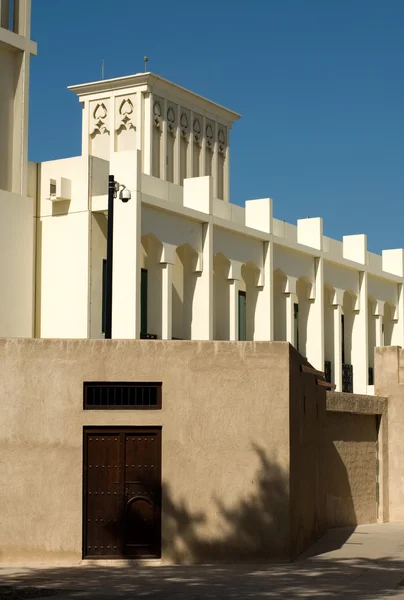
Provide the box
[29,0,403,254]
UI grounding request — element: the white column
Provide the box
[81,100,90,156]
[143,93,153,175]
[16,0,32,38]
[191,221,213,340]
[285,294,295,347]
[201,116,207,175]
[375,316,383,348]
[1,0,9,28]
[333,302,343,392]
[352,271,369,394]
[161,98,168,180]
[111,150,142,339]
[12,47,30,194]
[161,264,173,340]
[229,280,239,341]
[228,260,242,341]
[174,103,181,185]
[212,121,219,199]
[188,110,194,178]
[284,275,297,346]
[375,301,385,348]
[135,91,143,153]
[160,243,176,340]
[392,283,404,347]
[109,93,115,158]
[224,128,230,202]
[306,257,324,370]
[253,241,273,340]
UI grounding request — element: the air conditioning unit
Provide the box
[48,177,71,201]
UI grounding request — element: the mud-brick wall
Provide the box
[325,393,384,528]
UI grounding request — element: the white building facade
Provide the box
[1,1,404,396]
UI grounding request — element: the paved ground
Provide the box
[2,524,404,599]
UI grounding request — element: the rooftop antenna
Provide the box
[101,58,105,80]
[144,56,148,72]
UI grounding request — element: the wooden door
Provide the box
[83,427,161,559]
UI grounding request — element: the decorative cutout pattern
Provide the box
[206,123,214,149]
[153,100,162,128]
[193,118,201,144]
[167,106,176,134]
[180,112,189,137]
[218,127,226,154]
[116,98,135,133]
[91,103,109,137]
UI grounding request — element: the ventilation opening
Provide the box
[84,382,162,410]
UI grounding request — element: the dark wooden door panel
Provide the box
[124,432,161,556]
[83,428,161,559]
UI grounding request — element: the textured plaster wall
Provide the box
[375,346,404,521]
[289,349,327,558]
[0,190,35,337]
[0,339,291,564]
[325,411,378,527]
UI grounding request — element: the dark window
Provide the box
[84,382,162,410]
[141,268,148,336]
[101,259,107,334]
[341,314,345,364]
[238,291,246,341]
[324,360,332,383]
[342,363,353,393]
[294,303,299,351]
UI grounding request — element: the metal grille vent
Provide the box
[84,382,162,410]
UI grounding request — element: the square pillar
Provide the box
[253,241,273,341]
[143,93,153,175]
[201,116,207,175]
[228,260,242,341]
[306,257,324,370]
[331,288,344,392]
[111,151,142,339]
[161,99,168,180]
[375,316,384,348]
[229,279,239,341]
[191,221,213,340]
[284,275,297,347]
[286,293,295,347]
[174,103,181,185]
[161,263,173,340]
[352,271,369,393]
[159,242,176,340]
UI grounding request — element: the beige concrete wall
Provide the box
[0,189,35,338]
[375,346,404,522]
[0,339,292,564]
[325,411,378,527]
[289,349,327,559]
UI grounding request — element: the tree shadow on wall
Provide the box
[162,443,290,563]
[2,446,403,599]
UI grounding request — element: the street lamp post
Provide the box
[104,174,131,339]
